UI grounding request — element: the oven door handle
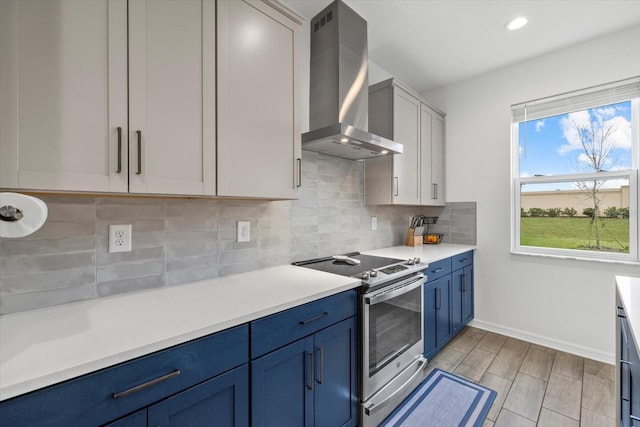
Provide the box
[364,275,425,305]
[363,357,428,416]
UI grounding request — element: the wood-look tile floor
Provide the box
[425,327,616,427]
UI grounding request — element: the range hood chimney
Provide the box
[301,0,402,160]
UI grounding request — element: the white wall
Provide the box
[425,25,640,363]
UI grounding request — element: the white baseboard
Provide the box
[469,319,614,365]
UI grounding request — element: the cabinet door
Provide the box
[630,331,640,427]
[436,275,452,347]
[461,265,474,325]
[423,281,439,358]
[621,313,632,427]
[217,0,301,198]
[420,104,445,206]
[128,0,216,196]
[0,0,128,192]
[148,364,249,427]
[431,113,446,205]
[391,88,421,205]
[424,276,452,359]
[452,265,474,333]
[451,268,464,334]
[251,336,314,427]
[314,317,358,427]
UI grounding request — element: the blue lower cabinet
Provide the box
[148,364,249,427]
[0,325,248,427]
[629,327,640,427]
[423,251,474,360]
[423,275,452,360]
[251,317,358,427]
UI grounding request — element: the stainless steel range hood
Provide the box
[301,0,402,160]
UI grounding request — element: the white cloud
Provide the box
[577,152,614,168]
[535,119,545,132]
[557,109,631,155]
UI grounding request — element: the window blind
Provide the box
[511,76,640,122]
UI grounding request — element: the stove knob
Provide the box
[361,272,370,280]
[370,270,378,277]
[407,258,415,265]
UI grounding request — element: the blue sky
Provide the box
[518,101,632,191]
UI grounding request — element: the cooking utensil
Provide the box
[332,255,361,265]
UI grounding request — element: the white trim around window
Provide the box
[510,80,640,264]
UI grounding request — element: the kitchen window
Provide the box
[511,77,640,263]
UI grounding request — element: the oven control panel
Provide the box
[378,264,408,275]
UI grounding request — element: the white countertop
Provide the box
[0,243,474,401]
[363,243,475,263]
[616,275,640,347]
[0,265,360,401]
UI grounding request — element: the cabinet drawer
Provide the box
[452,251,473,270]
[251,290,357,359]
[0,325,248,427]
[424,258,451,282]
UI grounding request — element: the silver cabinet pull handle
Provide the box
[394,177,399,196]
[112,369,180,399]
[136,130,142,175]
[433,268,444,273]
[299,312,328,325]
[116,127,122,173]
[432,183,437,199]
[306,351,314,390]
[620,359,632,365]
[631,415,640,422]
[297,158,302,187]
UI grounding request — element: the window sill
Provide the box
[510,249,640,266]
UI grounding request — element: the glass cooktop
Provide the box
[292,252,404,277]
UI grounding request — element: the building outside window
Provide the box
[511,77,640,263]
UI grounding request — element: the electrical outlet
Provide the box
[109,224,132,253]
[371,216,377,230]
[237,221,250,242]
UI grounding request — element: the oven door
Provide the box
[361,273,425,401]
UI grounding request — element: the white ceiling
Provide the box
[283,0,640,94]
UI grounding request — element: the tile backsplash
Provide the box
[0,152,475,314]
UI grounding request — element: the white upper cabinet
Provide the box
[365,78,445,206]
[366,80,421,205]
[0,0,128,192]
[217,0,302,198]
[128,0,216,196]
[1,0,301,199]
[420,104,445,206]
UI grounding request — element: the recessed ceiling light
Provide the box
[340,137,349,143]
[380,150,388,155]
[505,16,528,31]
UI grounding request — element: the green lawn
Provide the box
[520,217,629,253]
